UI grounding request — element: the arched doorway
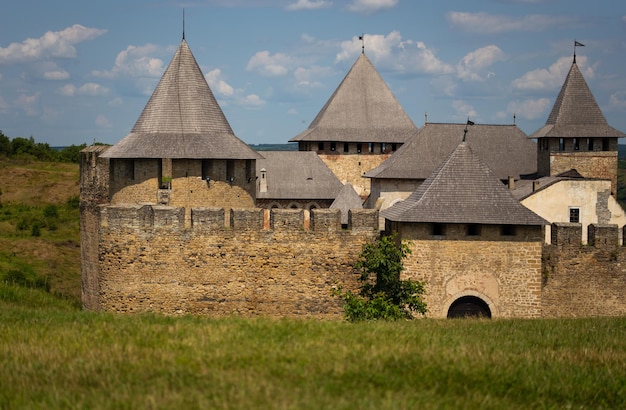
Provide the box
[447,296,492,318]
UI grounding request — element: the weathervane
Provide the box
[359,33,364,54]
[463,118,474,142]
[573,40,584,63]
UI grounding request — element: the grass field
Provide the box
[1,285,625,409]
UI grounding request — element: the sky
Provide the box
[0,0,625,147]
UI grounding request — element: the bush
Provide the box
[337,233,427,321]
[43,204,59,219]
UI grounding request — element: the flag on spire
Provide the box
[575,41,585,47]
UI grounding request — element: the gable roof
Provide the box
[511,169,586,201]
[255,151,343,200]
[382,142,547,225]
[365,123,536,180]
[289,53,417,143]
[530,61,625,139]
[330,183,364,224]
[102,39,261,160]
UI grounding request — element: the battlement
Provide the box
[100,204,379,232]
[551,222,621,248]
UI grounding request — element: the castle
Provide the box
[80,36,626,319]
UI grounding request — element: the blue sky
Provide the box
[1,0,625,146]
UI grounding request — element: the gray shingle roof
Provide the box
[102,39,261,160]
[530,61,625,139]
[289,53,417,143]
[382,142,548,225]
[365,123,536,180]
[256,151,343,200]
[330,183,364,224]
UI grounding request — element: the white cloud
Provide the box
[286,0,332,11]
[206,67,265,108]
[346,0,398,14]
[512,56,592,91]
[452,100,477,119]
[457,45,505,82]
[337,32,454,76]
[247,51,294,77]
[446,12,580,34]
[608,91,626,111]
[294,65,334,88]
[43,70,70,80]
[15,93,39,116]
[93,44,165,79]
[58,82,109,96]
[95,114,112,128]
[0,24,106,64]
[504,98,552,120]
[205,68,234,96]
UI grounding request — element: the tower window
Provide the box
[501,225,516,237]
[343,143,349,153]
[559,138,565,151]
[381,143,386,153]
[569,207,580,223]
[318,142,324,151]
[573,138,579,151]
[368,143,374,153]
[330,142,336,151]
[432,223,446,236]
[587,138,594,151]
[391,143,397,151]
[602,138,610,151]
[467,224,481,236]
[357,143,362,153]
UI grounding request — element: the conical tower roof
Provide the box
[530,61,625,139]
[382,141,547,226]
[290,53,417,143]
[103,39,261,159]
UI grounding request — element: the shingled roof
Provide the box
[382,142,547,225]
[289,53,417,143]
[530,60,625,139]
[330,183,364,224]
[256,151,343,200]
[102,39,261,160]
[365,123,536,180]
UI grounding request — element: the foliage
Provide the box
[0,129,90,163]
[338,233,426,321]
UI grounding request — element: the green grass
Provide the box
[1,286,625,409]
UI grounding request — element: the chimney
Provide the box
[260,168,267,193]
[508,176,515,190]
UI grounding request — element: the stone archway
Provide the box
[447,296,492,318]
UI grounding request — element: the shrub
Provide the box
[43,204,59,219]
[337,233,427,321]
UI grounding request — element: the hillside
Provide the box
[0,159,81,305]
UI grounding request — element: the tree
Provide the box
[337,233,427,321]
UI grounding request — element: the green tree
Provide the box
[338,233,427,321]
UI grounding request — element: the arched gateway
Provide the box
[447,296,492,318]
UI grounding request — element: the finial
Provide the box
[463,118,474,143]
[182,8,185,40]
[425,112,428,124]
[359,34,364,54]
[573,40,584,64]
[513,112,516,125]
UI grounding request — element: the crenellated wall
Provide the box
[85,206,379,317]
[542,223,626,317]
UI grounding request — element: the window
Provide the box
[569,207,580,223]
[573,138,579,151]
[432,223,446,236]
[501,225,516,236]
[356,143,362,153]
[245,160,252,183]
[368,143,374,153]
[202,159,212,180]
[343,143,349,153]
[391,143,397,152]
[226,160,235,183]
[318,142,324,151]
[381,143,386,153]
[330,142,336,151]
[559,138,565,151]
[602,138,610,151]
[467,224,481,236]
[587,138,594,151]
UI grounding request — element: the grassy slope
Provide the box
[0,158,80,303]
